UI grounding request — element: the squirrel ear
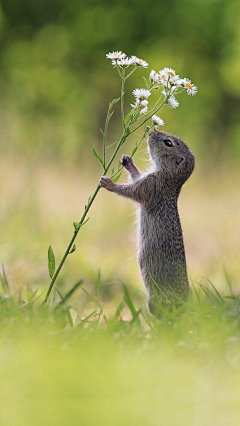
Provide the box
[175,156,185,168]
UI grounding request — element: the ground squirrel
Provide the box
[100,131,195,317]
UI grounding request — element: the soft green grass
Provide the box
[1,267,240,425]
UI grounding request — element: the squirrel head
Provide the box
[147,131,195,186]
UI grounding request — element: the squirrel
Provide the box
[100,130,195,317]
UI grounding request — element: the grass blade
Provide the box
[95,270,101,298]
[1,263,10,292]
[121,283,140,324]
[223,268,234,296]
[201,277,224,303]
[55,279,84,311]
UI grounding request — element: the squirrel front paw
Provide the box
[121,155,133,168]
[100,176,115,191]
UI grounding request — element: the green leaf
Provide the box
[48,245,55,279]
[73,221,79,230]
[82,217,90,226]
[93,147,104,167]
[69,244,76,254]
[144,125,151,133]
[111,168,115,177]
[132,112,140,123]
[112,172,121,182]
[124,112,132,126]
[111,96,121,105]
[73,217,90,233]
[124,127,131,137]
[118,160,122,171]
[107,111,114,121]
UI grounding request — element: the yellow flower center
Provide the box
[168,71,175,77]
[186,82,193,90]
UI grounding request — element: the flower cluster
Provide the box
[152,115,165,128]
[106,51,148,68]
[106,51,198,130]
[150,67,198,101]
[131,88,151,114]
[133,66,197,120]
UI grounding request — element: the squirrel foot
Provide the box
[100,176,115,191]
[121,155,133,168]
[121,155,141,181]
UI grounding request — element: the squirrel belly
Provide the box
[100,131,195,317]
[138,199,189,315]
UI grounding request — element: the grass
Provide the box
[1,265,240,425]
[1,156,240,424]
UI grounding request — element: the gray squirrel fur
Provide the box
[100,130,195,317]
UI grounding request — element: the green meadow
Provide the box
[1,0,240,424]
[1,267,240,425]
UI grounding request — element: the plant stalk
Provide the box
[43,132,127,304]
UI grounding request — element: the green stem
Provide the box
[42,184,101,304]
[43,132,127,304]
[121,69,125,128]
[125,65,137,79]
[130,100,167,134]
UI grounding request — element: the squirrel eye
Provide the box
[163,139,173,147]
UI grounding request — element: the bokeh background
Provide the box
[1,0,240,303]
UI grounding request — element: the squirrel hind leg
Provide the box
[147,293,187,318]
[147,295,173,318]
[147,298,163,319]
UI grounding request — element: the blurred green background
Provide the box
[1,0,240,301]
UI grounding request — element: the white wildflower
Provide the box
[131,94,149,113]
[169,75,180,86]
[140,106,148,115]
[165,67,176,78]
[132,88,151,100]
[106,51,126,60]
[131,56,149,68]
[168,96,179,108]
[130,99,140,109]
[159,69,168,86]
[150,70,159,82]
[117,57,134,67]
[182,78,198,96]
[152,115,165,126]
[159,67,178,86]
[177,78,185,86]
